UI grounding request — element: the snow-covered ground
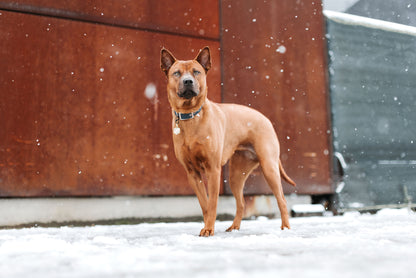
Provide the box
[0,209,415,278]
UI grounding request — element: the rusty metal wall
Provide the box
[0,0,220,39]
[0,2,221,196]
[221,0,333,195]
[0,0,332,197]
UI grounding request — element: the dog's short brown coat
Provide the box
[161,47,295,236]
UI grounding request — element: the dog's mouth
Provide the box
[178,89,198,99]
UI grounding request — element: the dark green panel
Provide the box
[326,12,416,209]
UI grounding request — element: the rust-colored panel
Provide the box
[0,11,221,197]
[221,0,333,195]
[0,0,220,39]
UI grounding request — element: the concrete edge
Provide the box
[0,195,311,228]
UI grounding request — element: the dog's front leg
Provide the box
[186,171,209,223]
[199,167,221,237]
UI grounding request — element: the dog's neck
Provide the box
[172,102,206,135]
[173,104,204,121]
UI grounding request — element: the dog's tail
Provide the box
[279,159,296,187]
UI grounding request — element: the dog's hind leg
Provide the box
[226,150,259,232]
[260,160,291,230]
[253,132,291,230]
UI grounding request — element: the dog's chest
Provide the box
[174,133,214,171]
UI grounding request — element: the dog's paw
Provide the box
[199,227,215,237]
[280,223,291,230]
[225,225,240,232]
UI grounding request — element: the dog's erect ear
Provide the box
[195,46,211,73]
[161,48,177,75]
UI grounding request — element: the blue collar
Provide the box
[174,105,203,121]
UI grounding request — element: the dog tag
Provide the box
[173,125,181,135]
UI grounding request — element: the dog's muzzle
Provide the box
[178,90,198,99]
[178,77,199,99]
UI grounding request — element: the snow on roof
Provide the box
[324,10,416,37]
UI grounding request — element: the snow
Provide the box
[276,45,286,54]
[324,10,416,37]
[291,204,325,213]
[0,209,415,278]
[144,83,157,99]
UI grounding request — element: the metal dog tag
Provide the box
[173,124,181,135]
[173,116,181,135]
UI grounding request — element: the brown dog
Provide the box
[160,47,296,236]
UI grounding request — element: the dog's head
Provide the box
[160,47,211,111]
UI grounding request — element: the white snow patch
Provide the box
[292,204,325,213]
[324,10,416,37]
[144,83,157,99]
[276,45,286,54]
[0,209,415,277]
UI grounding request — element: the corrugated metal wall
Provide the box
[221,0,332,195]
[0,0,332,197]
[326,11,416,208]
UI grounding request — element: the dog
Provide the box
[160,47,296,236]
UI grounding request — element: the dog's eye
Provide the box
[193,70,201,76]
[173,71,181,77]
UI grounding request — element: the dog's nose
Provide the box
[183,78,193,86]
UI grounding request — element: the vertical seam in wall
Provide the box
[218,0,225,103]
